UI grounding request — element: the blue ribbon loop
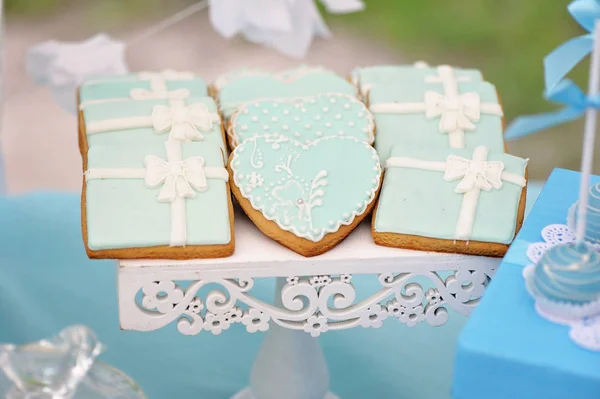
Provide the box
[544,0,600,92]
[505,79,600,140]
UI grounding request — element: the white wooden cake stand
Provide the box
[117,210,499,399]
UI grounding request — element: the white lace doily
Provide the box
[525,223,600,352]
[526,224,577,264]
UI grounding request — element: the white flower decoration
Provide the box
[242,309,271,333]
[303,314,329,337]
[286,276,300,286]
[26,33,128,113]
[425,289,442,306]
[246,172,264,189]
[386,299,404,318]
[447,270,487,303]
[310,275,332,287]
[187,297,204,314]
[398,305,425,327]
[203,313,231,335]
[142,281,184,314]
[209,0,364,58]
[340,274,352,284]
[359,304,389,328]
[224,307,243,323]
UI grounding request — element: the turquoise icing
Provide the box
[79,73,208,103]
[85,142,231,250]
[230,94,374,146]
[571,183,600,243]
[531,242,600,304]
[218,73,356,118]
[351,64,483,93]
[83,97,226,152]
[230,135,381,242]
[370,80,504,161]
[374,145,527,244]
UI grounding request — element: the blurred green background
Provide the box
[5,0,594,179]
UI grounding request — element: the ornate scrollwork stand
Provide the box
[117,214,498,399]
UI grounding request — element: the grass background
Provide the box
[5,0,594,178]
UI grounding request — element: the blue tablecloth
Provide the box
[453,169,600,399]
[0,182,544,399]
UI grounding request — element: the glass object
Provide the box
[0,325,146,399]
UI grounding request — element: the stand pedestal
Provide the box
[117,215,498,399]
[234,278,338,399]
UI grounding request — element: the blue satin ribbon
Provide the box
[544,0,600,92]
[505,79,600,140]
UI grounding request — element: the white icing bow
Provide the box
[144,156,208,202]
[425,91,482,134]
[152,104,215,141]
[444,154,504,193]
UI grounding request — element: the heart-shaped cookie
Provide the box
[229,135,382,256]
[228,93,375,148]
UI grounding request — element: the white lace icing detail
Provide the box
[231,136,382,243]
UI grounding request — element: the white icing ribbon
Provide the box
[370,91,503,148]
[85,141,228,247]
[79,69,196,109]
[386,146,526,241]
[86,104,219,141]
[424,65,473,86]
[358,64,472,98]
[129,88,190,101]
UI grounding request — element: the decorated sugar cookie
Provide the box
[228,93,374,148]
[373,144,528,257]
[79,97,225,157]
[79,69,208,108]
[215,66,357,119]
[366,64,504,161]
[230,135,382,257]
[83,141,234,260]
[351,63,483,98]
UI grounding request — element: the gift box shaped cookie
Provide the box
[368,66,505,161]
[79,97,225,160]
[83,141,234,259]
[214,66,357,120]
[351,63,483,99]
[79,70,208,108]
[373,145,528,257]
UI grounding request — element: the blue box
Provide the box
[452,168,600,399]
